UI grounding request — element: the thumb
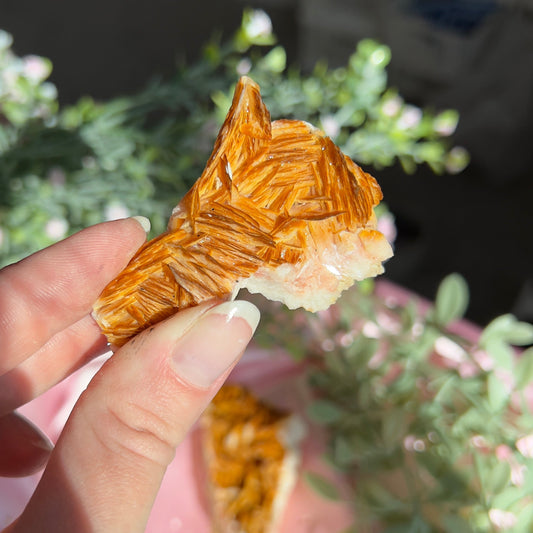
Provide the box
[10,300,260,533]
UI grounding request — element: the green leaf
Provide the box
[487,460,511,494]
[433,375,457,405]
[506,321,533,346]
[492,486,526,510]
[211,90,232,115]
[484,338,514,372]
[345,335,378,368]
[487,373,510,412]
[333,435,357,467]
[400,299,418,330]
[433,273,469,326]
[515,505,533,533]
[515,347,533,389]
[304,471,341,501]
[481,314,533,347]
[452,407,486,437]
[442,514,474,533]
[381,408,408,446]
[474,453,487,492]
[360,481,410,512]
[258,46,286,73]
[307,399,344,424]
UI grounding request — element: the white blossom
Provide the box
[320,338,335,352]
[516,434,533,458]
[489,509,517,530]
[105,202,130,221]
[403,435,425,452]
[397,105,422,130]
[45,218,68,240]
[244,10,272,40]
[381,96,402,117]
[434,336,467,363]
[362,321,380,339]
[320,115,341,139]
[22,55,50,82]
[376,211,396,246]
[236,58,252,76]
[434,113,458,136]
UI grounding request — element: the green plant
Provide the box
[258,275,533,532]
[0,9,466,267]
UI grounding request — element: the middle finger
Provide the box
[0,314,108,416]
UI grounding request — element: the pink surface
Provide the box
[1,349,354,532]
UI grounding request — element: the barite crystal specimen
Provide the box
[92,76,393,346]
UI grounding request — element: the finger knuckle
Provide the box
[90,398,178,469]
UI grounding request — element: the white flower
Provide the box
[236,58,252,76]
[516,434,533,458]
[376,311,401,334]
[45,218,68,240]
[495,444,527,487]
[105,202,130,221]
[489,509,517,530]
[434,336,467,363]
[244,10,272,40]
[403,435,426,452]
[376,211,397,246]
[39,81,58,101]
[472,348,494,371]
[445,146,469,174]
[338,332,355,347]
[411,321,424,337]
[381,96,402,117]
[511,463,527,487]
[320,115,341,139]
[362,320,380,339]
[433,113,458,136]
[321,338,335,352]
[22,55,50,82]
[397,105,422,130]
[470,435,488,449]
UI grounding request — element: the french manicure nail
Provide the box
[130,215,151,233]
[171,301,260,388]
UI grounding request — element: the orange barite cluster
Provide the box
[92,76,393,346]
[200,385,300,533]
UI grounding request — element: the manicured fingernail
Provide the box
[171,301,260,388]
[130,215,151,233]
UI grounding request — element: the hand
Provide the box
[0,218,259,532]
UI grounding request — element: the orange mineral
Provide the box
[199,385,305,533]
[92,76,393,346]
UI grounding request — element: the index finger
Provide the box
[0,218,147,374]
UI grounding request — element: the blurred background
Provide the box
[1,0,532,326]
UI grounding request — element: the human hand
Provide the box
[0,218,259,532]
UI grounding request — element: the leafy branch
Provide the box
[259,275,533,532]
[0,9,466,267]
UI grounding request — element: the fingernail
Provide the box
[171,301,260,388]
[130,215,151,233]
